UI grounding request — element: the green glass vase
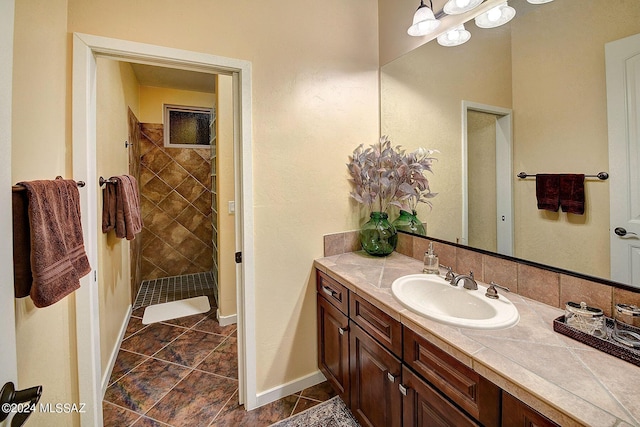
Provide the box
[392,210,426,236]
[360,212,398,256]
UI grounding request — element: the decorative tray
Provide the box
[553,316,640,368]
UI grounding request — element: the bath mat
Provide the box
[142,296,210,325]
[270,396,359,427]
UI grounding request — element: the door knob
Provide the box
[0,382,42,427]
[614,227,638,237]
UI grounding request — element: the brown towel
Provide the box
[12,190,32,298]
[17,179,91,308]
[560,174,585,215]
[535,174,560,212]
[102,175,142,240]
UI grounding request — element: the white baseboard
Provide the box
[255,370,327,408]
[217,308,237,326]
[101,304,132,397]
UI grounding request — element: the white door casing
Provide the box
[461,101,514,256]
[607,32,640,288]
[72,33,256,425]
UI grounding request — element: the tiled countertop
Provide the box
[314,251,640,427]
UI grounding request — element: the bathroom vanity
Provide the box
[315,251,640,427]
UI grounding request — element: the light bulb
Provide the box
[475,2,515,28]
[443,0,482,15]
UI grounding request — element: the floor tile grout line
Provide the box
[289,394,303,419]
[102,400,144,426]
[207,387,240,427]
[139,365,197,423]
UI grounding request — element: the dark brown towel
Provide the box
[560,174,585,215]
[17,179,91,308]
[12,190,32,298]
[102,175,142,240]
[535,174,560,212]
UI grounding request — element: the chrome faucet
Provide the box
[451,271,477,290]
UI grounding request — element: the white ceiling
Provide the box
[130,63,216,93]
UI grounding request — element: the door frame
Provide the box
[72,33,256,425]
[461,101,514,255]
[606,32,640,286]
[1,0,18,403]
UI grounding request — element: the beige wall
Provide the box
[12,0,379,418]
[381,27,512,243]
[12,1,80,426]
[138,85,215,124]
[217,74,237,318]
[96,57,139,381]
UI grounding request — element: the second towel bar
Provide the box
[517,172,609,180]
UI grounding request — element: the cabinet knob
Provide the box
[387,372,398,383]
[338,326,348,335]
[321,286,336,297]
[398,384,408,396]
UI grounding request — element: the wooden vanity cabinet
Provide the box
[350,320,402,427]
[403,327,501,427]
[316,272,350,405]
[502,392,560,427]
[317,268,558,427]
[401,365,477,427]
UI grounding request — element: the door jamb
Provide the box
[72,33,256,425]
[461,101,514,255]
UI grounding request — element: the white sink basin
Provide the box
[391,274,519,330]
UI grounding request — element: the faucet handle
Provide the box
[440,265,455,282]
[485,281,510,299]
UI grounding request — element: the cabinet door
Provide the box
[350,321,402,427]
[404,327,500,426]
[401,366,477,427]
[317,294,350,405]
[502,392,560,427]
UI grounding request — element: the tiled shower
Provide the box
[137,123,214,281]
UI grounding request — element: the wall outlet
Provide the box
[228,201,235,214]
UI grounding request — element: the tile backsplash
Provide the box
[323,231,640,327]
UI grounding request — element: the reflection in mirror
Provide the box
[381,0,640,287]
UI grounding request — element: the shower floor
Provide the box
[133,271,216,310]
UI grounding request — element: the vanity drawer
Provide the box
[350,292,402,356]
[317,270,349,314]
[404,327,500,427]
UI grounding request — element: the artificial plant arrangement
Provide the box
[347,135,437,255]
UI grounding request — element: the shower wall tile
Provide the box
[140,123,213,280]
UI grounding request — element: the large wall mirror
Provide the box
[381,0,640,287]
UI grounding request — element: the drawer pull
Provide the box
[399,384,408,396]
[339,326,349,335]
[387,372,398,383]
[321,286,336,297]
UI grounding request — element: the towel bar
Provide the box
[99,176,118,187]
[517,172,609,180]
[12,179,86,192]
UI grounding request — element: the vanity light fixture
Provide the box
[437,24,471,47]
[443,0,483,15]
[475,1,516,28]
[408,0,441,37]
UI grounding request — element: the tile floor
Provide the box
[103,277,336,426]
[133,272,216,309]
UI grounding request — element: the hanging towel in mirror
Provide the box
[560,174,585,215]
[102,175,142,240]
[535,174,560,211]
[17,179,91,308]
